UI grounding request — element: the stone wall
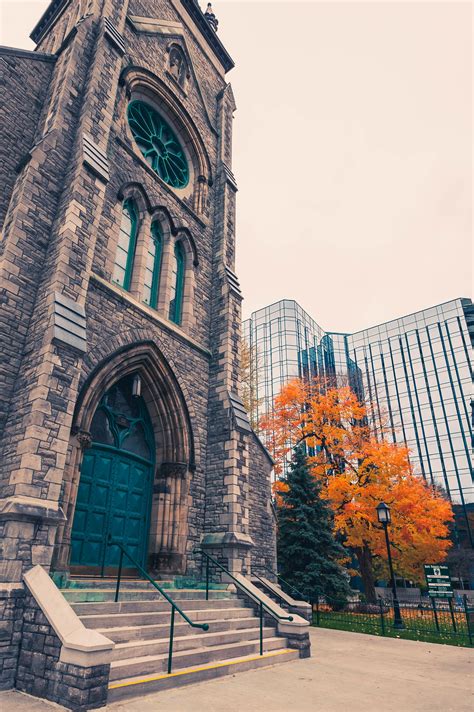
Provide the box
[0,50,55,231]
[248,433,277,573]
[0,586,24,690]
[0,0,278,695]
[15,594,110,711]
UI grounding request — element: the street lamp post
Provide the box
[376,502,404,630]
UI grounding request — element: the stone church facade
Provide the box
[0,0,277,691]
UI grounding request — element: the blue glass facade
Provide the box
[243,298,474,509]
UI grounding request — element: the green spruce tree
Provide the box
[277,445,350,602]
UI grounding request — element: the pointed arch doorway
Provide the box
[70,375,154,575]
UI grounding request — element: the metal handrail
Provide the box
[107,538,209,674]
[252,564,307,603]
[251,571,299,609]
[197,549,293,657]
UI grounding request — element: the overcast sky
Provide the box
[1,1,471,331]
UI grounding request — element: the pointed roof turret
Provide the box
[204,3,219,32]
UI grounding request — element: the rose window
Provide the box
[127,100,189,189]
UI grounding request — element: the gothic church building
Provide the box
[0,0,284,699]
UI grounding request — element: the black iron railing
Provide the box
[252,564,307,603]
[198,550,293,657]
[107,538,209,673]
[313,593,474,647]
[251,571,293,609]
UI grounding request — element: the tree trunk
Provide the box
[355,545,376,603]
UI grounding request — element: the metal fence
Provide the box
[312,595,474,646]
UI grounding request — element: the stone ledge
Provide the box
[201,532,254,549]
[0,496,66,524]
[0,45,56,62]
[90,273,212,358]
[0,583,25,600]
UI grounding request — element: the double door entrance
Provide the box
[70,375,154,574]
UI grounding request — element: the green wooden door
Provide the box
[70,446,152,572]
[70,375,154,574]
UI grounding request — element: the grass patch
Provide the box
[312,612,473,648]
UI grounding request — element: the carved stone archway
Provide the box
[53,342,196,576]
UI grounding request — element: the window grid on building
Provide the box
[243,298,474,508]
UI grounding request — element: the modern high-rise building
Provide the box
[243,298,474,520]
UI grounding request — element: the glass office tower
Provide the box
[242,300,326,425]
[243,298,474,514]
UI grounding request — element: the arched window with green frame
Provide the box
[112,199,138,291]
[169,241,185,325]
[143,222,163,309]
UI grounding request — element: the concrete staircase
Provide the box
[251,576,313,623]
[62,580,298,702]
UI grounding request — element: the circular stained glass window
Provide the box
[127,100,189,189]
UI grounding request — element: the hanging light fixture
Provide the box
[132,373,142,398]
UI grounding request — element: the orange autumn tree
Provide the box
[261,377,453,602]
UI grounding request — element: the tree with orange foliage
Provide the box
[261,378,453,602]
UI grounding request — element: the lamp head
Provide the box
[376,501,391,524]
[132,373,142,398]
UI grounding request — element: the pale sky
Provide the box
[1,1,472,332]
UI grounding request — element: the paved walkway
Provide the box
[1,628,472,712]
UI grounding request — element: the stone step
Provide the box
[96,615,263,643]
[111,626,276,661]
[107,648,298,703]
[62,588,232,603]
[64,578,228,591]
[81,606,252,630]
[108,637,288,681]
[71,596,240,615]
[63,579,174,590]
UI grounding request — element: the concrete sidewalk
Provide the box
[1,628,472,712]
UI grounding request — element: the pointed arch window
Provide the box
[143,222,163,309]
[113,199,138,290]
[169,242,185,325]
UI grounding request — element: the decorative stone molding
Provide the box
[0,496,66,525]
[52,291,87,353]
[103,18,125,56]
[83,133,110,183]
[224,266,242,299]
[222,162,238,191]
[158,462,189,478]
[228,391,252,433]
[76,430,92,450]
[201,532,254,549]
[128,15,184,37]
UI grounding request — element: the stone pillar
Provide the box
[0,0,130,688]
[204,83,255,576]
[52,430,92,578]
[149,462,190,574]
[0,504,65,689]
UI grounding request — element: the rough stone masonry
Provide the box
[0,0,278,703]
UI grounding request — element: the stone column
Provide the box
[149,462,189,574]
[51,430,92,579]
[0,0,131,688]
[204,84,254,577]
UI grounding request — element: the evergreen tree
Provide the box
[277,446,350,602]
